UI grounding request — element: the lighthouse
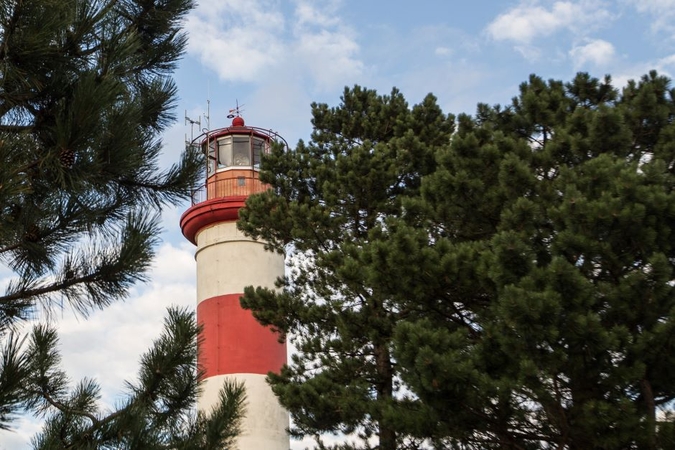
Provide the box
[179,113,289,450]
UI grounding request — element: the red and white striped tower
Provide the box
[179,114,289,450]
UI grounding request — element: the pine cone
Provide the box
[60,148,75,168]
[24,224,40,242]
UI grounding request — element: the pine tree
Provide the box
[240,73,675,449]
[238,86,455,450]
[391,72,675,449]
[23,308,246,449]
[0,0,244,446]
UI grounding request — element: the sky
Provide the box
[3,0,675,448]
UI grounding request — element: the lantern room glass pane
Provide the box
[232,136,250,166]
[218,136,233,167]
[252,137,265,168]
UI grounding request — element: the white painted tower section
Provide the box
[195,222,288,450]
[195,223,283,300]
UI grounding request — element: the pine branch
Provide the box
[27,385,100,427]
[0,0,22,62]
[0,125,32,132]
[0,268,114,305]
[0,243,21,255]
[25,308,246,448]
[1,211,159,324]
[0,332,29,430]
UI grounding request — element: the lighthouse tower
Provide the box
[179,114,289,450]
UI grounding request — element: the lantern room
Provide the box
[195,115,287,202]
[180,114,288,245]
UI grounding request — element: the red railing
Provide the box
[191,175,268,205]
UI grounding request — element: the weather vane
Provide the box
[226,100,244,119]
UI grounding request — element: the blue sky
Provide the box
[173,0,675,148]
[3,0,675,448]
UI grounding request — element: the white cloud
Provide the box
[514,44,543,61]
[185,0,286,82]
[57,282,196,403]
[435,46,453,56]
[244,78,314,146]
[486,1,614,44]
[0,417,42,449]
[184,0,363,93]
[294,0,341,28]
[625,0,675,36]
[656,53,675,70]
[628,0,675,15]
[611,52,675,89]
[291,0,364,92]
[293,29,364,91]
[150,241,197,285]
[569,39,616,68]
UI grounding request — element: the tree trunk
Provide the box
[642,378,656,450]
[374,339,396,450]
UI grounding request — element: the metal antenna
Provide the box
[203,99,211,133]
[185,110,201,144]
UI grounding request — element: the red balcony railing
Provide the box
[190,173,268,205]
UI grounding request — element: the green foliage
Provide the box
[239,86,455,450]
[0,0,203,325]
[396,71,675,449]
[27,308,246,450]
[240,73,675,449]
[0,0,244,446]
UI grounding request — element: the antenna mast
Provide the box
[185,110,201,145]
[204,99,211,132]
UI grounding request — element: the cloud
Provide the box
[435,47,453,56]
[0,417,42,449]
[53,242,197,402]
[289,0,364,92]
[293,30,363,91]
[656,53,675,70]
[625,0,675,36]
[150,241,197,285]
[486,1,614,44]
[185,0,286,83]
[294,0,341,28]
[610,52,675,89]
[514,45,543,61]
[627,0,675,17]
[244,78,314,146]
[569,39,616,68]
[184,0,364,93]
